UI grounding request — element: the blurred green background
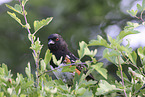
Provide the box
[0,0,140,78]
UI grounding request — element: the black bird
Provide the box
[48,34,94,85]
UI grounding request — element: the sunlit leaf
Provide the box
[22,0,28,6]
[103,48,124,64]
[7,88,13,95]
[128,67,145,84]
[62,66,76,72]
[88,35,110,48]
[0,92,4,97]
[142,0,145,10]
[130,51,137,65]
[117,30,140,40]
[127,10,138,16]
[96,80,116,95]
[44,49,52,65]
[28,34,36,42]
[137,47,145,60]
[137,4,143,11]
[117,70,130,82]
[92,63,107,79]
[21,81,34,90]
[40,60,46,71]
[2,63,9,76]
[30,38,43,53]
[7,11,24,26]
[25,62,31,80]
[33,17,53,34]
[20,94,26,97]
[76,88,86,96]
[52,55,62,66]
[79,89,93,97]
[78,41,88,59]
[6,4,22,14]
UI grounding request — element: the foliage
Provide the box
[0,0,145,96]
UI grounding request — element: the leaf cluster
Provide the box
[1,0,145,96]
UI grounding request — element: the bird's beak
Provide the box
[48,39,55,45]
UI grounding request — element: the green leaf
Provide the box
[76,88,86,96]
[85,48,97,58]
[52,55,62,66]
[130,51,137,65]
[62,66,76,72]
[33,17,53,34]
[138,47,145,60]
[78,41,88,59]
[96,80,116,95]
[117,70,130,82]
[142,0,145,10]
[40,60,46,71]
[44,49,52,65]
[25,62,31,80]
[88,35,110,48]
[128,67,145,83]
[137,4,143,11]
[78,41,97,59]
[20,94,26,97]
[79,89,93,97]
[6,4,22,14]
[21,81,34,90]
[7,11,24,26]
[7,88,13,95]
[30,38,43,53]
[126,51,137,66]
[103,48,124,64]
[22,0,28,6]
[127,10,138,16]
[28,34,36,42]
[0,92,4,97]
[92,63,107,79]
[2,63,9,76]
[25,23,31,29]
[126,22,140,30]
[117,30,140,41]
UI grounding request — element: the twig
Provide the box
[38,61,94,78]
[140,11,144,22]
[121,52,145,76]
[18,0,39,86]
[117,56,127,97]
[134,11,144,22]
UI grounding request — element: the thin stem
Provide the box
[134,12,144,22]
[38,61,93,78]
[140,11,144,22]
[18,0,36,56]
[121,52,145,76]
[18,0,39,86]
[117,56,127,97]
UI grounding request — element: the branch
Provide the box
[121,52,145,76]
[117,56,127,97]
[38,61,93,78]
[18,0,39,86]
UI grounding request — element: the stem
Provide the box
[121,52,145,76]
[38,61,93,78]
[134,11,144,22]
[18,0,39,87]
[117,56,127,97]
[140,11,144,22]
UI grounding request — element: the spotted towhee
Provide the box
[48,34,94,85]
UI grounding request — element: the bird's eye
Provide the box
[56,38,59,41]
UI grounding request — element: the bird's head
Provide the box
[48,34,68,51]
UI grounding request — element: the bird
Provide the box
[48,34,95,85]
